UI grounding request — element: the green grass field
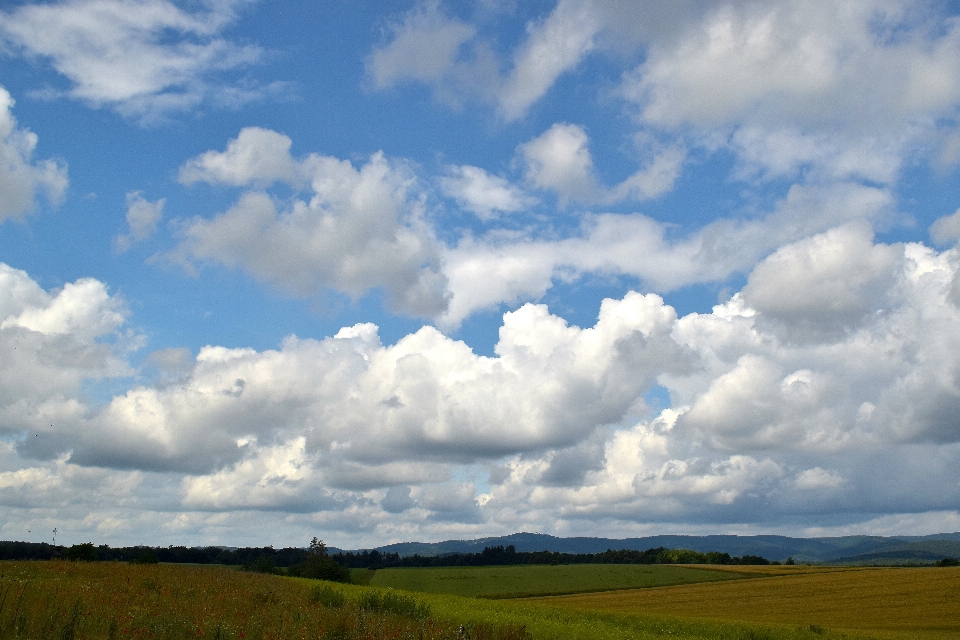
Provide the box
[364,563,750,598]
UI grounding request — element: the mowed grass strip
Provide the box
[532,565,960,639]
[368,563,750,598]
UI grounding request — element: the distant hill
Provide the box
[826,539,960,565]
[358,531,960,563]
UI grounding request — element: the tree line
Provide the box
[332,544,776,568]
[0,540,776,569]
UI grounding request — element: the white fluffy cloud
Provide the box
[179,127,305,188]
[518,123,599,205]
[7,220,960,542]
[366,0,599,119]
[72,291,682,477]
[673,231,960,453]
[440,181,892,326]
[0,0,265,120]
[473,227,960,529]
[497,0,600,121]
[0,87,67,223]
[619,0,960,182]
[0,263,129,463]
[367,1,477,91]
[625,1,960,132]
[439,165,536,220]
[930,208,960,246]
[370,1,960,184]
[173,127,449,317]
[116,191,164,252]
[742,222,901,343]
[517,123,684,206]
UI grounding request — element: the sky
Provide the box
[2,0,960,550]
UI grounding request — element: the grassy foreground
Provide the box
[0,561,528,640]
[531,565,960,639]
[364,564,748,598]
[5,560,952,640]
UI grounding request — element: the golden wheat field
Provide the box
[530,565,960,639]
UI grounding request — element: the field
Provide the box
[530,565,960,639]
[364,563,749,598]
[0,560,527,640]
[3,560,957,640]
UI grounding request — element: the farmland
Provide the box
[364,563,750,598]
[2,559,958,639]
[531,565,960,639]
[0,560,526,640]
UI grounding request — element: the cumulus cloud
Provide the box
[70,292,683,478]
[172,128,449,317]
[369,1,960,185]
[7,224,960,541]
[742,222,901,343]
[930,208,960,246]
[0,87,68,223]
[367,0,599,120]
[367,0,476,90]
[116,191,164,252]
[440,165,536,220]
[672,230,960,453]
[618,0,960,182]
[440,181,892,326]
[517,123,684,206]
[0,263,129,463]
[625,1,960,131]
[471,229,960,528]
[0,0,266,121]
[179,127,304,188]
[518,123,599,205]
[497,0,600,121]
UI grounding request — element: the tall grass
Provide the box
[0,561,528,640]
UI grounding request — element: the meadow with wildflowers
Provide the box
[0,561,527,640]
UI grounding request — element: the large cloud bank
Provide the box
[4,217,960,544]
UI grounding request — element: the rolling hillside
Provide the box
[360,531,960,563]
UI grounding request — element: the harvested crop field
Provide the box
[532,565,960,639]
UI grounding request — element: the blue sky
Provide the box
[2,0,960,549]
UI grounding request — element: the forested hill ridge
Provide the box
[371,531,960,564]
[2,531,959,565]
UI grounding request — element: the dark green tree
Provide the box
[66,542,98,562]
[288,538,351,583]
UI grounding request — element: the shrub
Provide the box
[358,590,431,619]
[309,585,346,608]
[246,555,278,574]
[935,557,959,567]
